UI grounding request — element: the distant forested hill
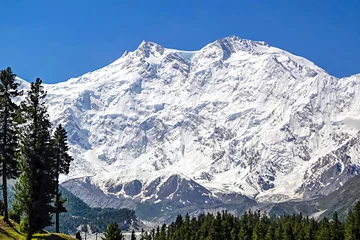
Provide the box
[0,181,137,234]
[46,186,137,234]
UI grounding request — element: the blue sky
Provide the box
[0,0,359,83]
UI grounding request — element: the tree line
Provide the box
[0,67,73,240]
[101,202,360,240]
[45,186,136,234]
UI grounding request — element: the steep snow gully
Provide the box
[18,36,360,215]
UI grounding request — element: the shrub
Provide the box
[20,217,29,233]
[9,210,21,223]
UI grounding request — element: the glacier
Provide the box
[17,36,360,218]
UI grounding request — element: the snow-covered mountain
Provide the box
[20,36,360,217]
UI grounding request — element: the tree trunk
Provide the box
[2,102,8,223]
[56,211,59,233]
[55,145,60,233]
[26,229,33,240]
[2,164,8,223]
[55,185,59,233]
[55,173,60,233]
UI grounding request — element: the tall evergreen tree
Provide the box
[265,223,275,240]
[282,220,294,240]
[13,78,56,240]
[52,124,73,233]
[151,229,155,240]
[345,210,355,240]
[160,224,167,240]
[316,218,331,240]
[131,229,137,240]
[345,202,360,240]
[76,231,82,240]
[102,222,125,240]
[140,229,146,240]
[0,67,22,223]
[155,226,160,240]
[330,212,344,240]
[142,205,360,240]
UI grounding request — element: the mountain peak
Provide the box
[216,35,269,56]
[136,40,165,58]
[197,36,272,60]
[38,36,360,218]
[218,35,269,46]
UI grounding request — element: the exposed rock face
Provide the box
[17,36,360,218]
[124,180,142,196]
[299,131,360,198]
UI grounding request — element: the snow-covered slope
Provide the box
[26,36,360,209]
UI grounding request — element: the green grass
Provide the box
[0,216,75,240]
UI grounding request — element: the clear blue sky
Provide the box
[0,0,359,83]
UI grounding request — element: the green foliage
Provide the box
[316,218,330,240]
[14,78,56,238]
[144,204,360,240]
[45,186,136,234]
[344,202,360,240]
[331,212,344,240]
[0,68,135,238]
[0,67,21,178]
[0,216,76,240]
[20,217,29,233]
[53,124,73,176]
[102,222,125,240]
[52,124,73,232]
[0,67,22,222]
[9,210,20,223]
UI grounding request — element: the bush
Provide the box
[20,217,29,233]
[9,210,21,223]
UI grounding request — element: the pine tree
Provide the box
[160,224,166,240]
[330,212,344,240]
[151,229,155,240]
[304,217,316,240]
[145,232,152,240]
[231,226,239,240]
[174,215,183,229]
[282,221,294,240]
[52,124,73,232]
[137,204,360,240]
[140,229,146,240]
[13,78,56,240]
[155,226,160,240]
[102,223,125,240]
[238,217,251,240]
[345,203,360,240]
[54,191,67,232]
[265,223,275,240]
[252,217,267,240]
[345,209,355,240]
[76,231,82,240]
[0,67,22,223]
[252,222,263,240]
[131,229,137,240]
[316,218,331,240]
